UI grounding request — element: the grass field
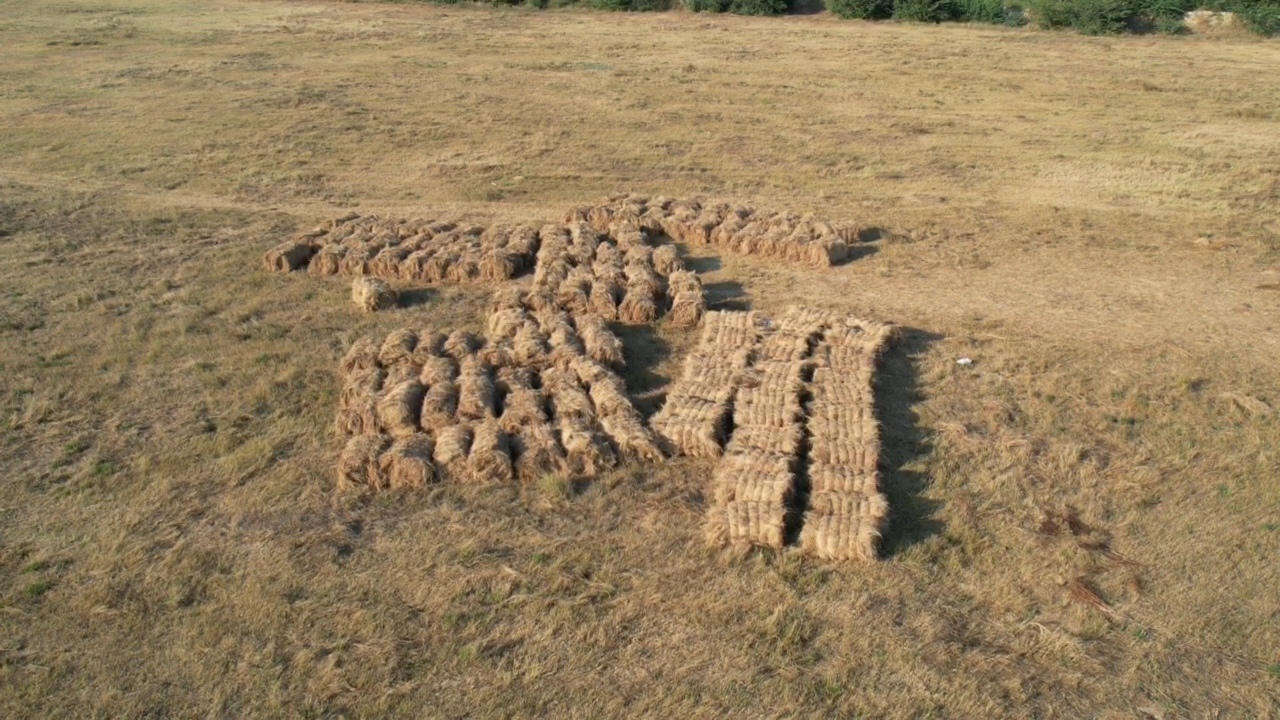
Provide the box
[2,0,1279,716]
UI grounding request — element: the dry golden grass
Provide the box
[2,0,1279,716]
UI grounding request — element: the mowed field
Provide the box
[2,0,1279,716]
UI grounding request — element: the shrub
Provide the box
[893,0,959,21]
[1237,1,1280,35]
[685,0,730,10]
[728,0,790,13]
[954,0,1006,22]
[828,0,893,18]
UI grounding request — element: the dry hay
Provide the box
[456,358,496,421]
[565,196,859,269]
[263,239,317,272]
[337,434,390,491]
[433,423,473,482]
[351,276,398,312]
[557,414,617,477]
[378,328,418,367]
[510,422,567,483]
[380,434,436,489]
[703,450,795,549]
[376,379,425,438]
[265,215,540,286]
[332,298,660,489]
[574,313,624,367]
[467,419,514,483]
[651,244,683,276]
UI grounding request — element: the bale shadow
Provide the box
[398,287,437,309]
[610,322,672,419]
[682,254,721,274]
[875,327,945,557]
[703,280,750,312]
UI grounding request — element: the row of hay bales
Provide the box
[649,310,765,458]
[704,308,827,550]
[565,194,858,269]
[526,220,704,327]
[335,291,665,491]
[798,317,896,562]
[263,214,541,284]
[648,306,895,560]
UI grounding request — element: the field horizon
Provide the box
[1,1,1278,716]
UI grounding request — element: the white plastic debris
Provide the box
[956,357,973,366]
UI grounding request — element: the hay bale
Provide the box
[651,244,683,276]
[340,337,381,376]
[588,278,620,320]
[617,289,658,325]
[668,290,705,329]
[457,358,496,421]
[433,423,473,482]
[542,366,594,421]
[557,415,617,477]
[555,271,593,316]
[467,420,514,483]
[263,239,316,273]
[513,323,549,366]
[419,355,457,386]
[477,342,514,369]
[377,329,418,367]
[798,489,888,562]
[489,286,526,313]
[338,245,374,276]
[479,248,519,282]
[497,383,548,434]
[352,277,397,312]
[511,423,567,482]
[575,314,624,367]
[443,330,479,361]
[648,396,729,458]
[419,380,459,431]
[307,244,346,276]
[507,225,540,257]
[369,245,410,279]
[524,287,558,313]
[380,434,436,489]
[375,379,426,438]
[598,411,664,463]
[337,434,390,491]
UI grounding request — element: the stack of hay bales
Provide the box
[649,310,765,458]
[703,308,824,550]
[566,196,858,269]
[263,214,541,286]
[335,285,664,492]
[799,316,895,562]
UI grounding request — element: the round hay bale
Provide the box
[443,330,479,361]
[433,423,473,482]
[651,244,684,276]
[419,355,458,387]
[420,380,460,431]
[511,422,567,483]
[378,328,418,367]
[467,420,514,483]
[308,244,346,276]
[457,358,496,421]
[352,277,397,312]
[263,239,317,273]
[380,434,436,489]
[340,337,381,376]
[337,434,390,491]
[575,313,624,367]
[557,415,617,477]
[376,379,426,438]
